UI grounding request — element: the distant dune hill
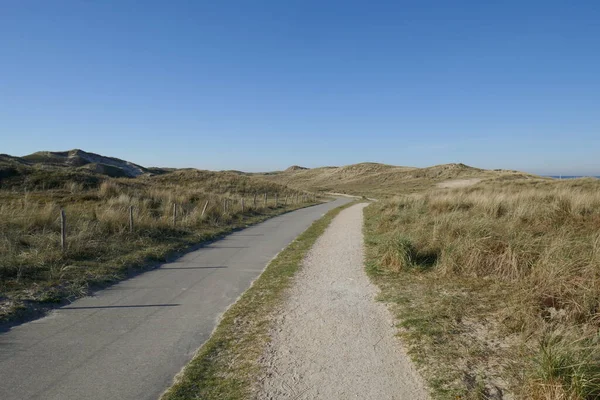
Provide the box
[0,149,310,195]
[23,149,148,178]
[259,162,536,196]
[285,165,309,172]
[1,149,537,195]
[0,149,161,189]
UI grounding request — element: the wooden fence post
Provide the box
[60,209,66,252]
[201,200,209,218]
[253,194,257,207]
[172,203,177,226]
[264,193,267,207]
[129,205,134,233]
[275,193,278,206]
[241,198,245,213]
[223,198,227,214]
[284,195,288,205]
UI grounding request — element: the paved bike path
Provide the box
[0,198,351,400]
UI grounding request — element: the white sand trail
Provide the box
[258,203,429,399]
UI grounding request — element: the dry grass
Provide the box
[364,177,600,399]
[0,169,316,322]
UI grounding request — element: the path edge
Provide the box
[1,200,325,330]
[161,200,361,400]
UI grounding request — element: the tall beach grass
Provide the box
[365,178,600,398]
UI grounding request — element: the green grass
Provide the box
[161,200,358,400]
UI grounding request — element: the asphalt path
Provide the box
[0,197,351,400]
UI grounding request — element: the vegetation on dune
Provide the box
[284,165,309,172]
[364,178,600,399]
[0,163,316,323]
[260,161,534,196]
[0,149,167,181]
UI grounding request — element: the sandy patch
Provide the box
[437,178,482,188]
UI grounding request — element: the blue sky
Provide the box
[1,1,599,175]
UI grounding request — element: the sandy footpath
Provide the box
[258,203,429,399]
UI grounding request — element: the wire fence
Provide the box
[44,192,319,251]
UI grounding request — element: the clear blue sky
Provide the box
[1,1,599,175]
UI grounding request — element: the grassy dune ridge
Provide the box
[259,161,534,196]
[364,178,600,399]
[0,168,316,322]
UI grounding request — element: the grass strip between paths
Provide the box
[161,200,359,400]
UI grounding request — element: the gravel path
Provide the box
[258,203,429,399]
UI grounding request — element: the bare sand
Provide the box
[437,178,482,188]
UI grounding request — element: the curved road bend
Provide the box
[0,197,352,400]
